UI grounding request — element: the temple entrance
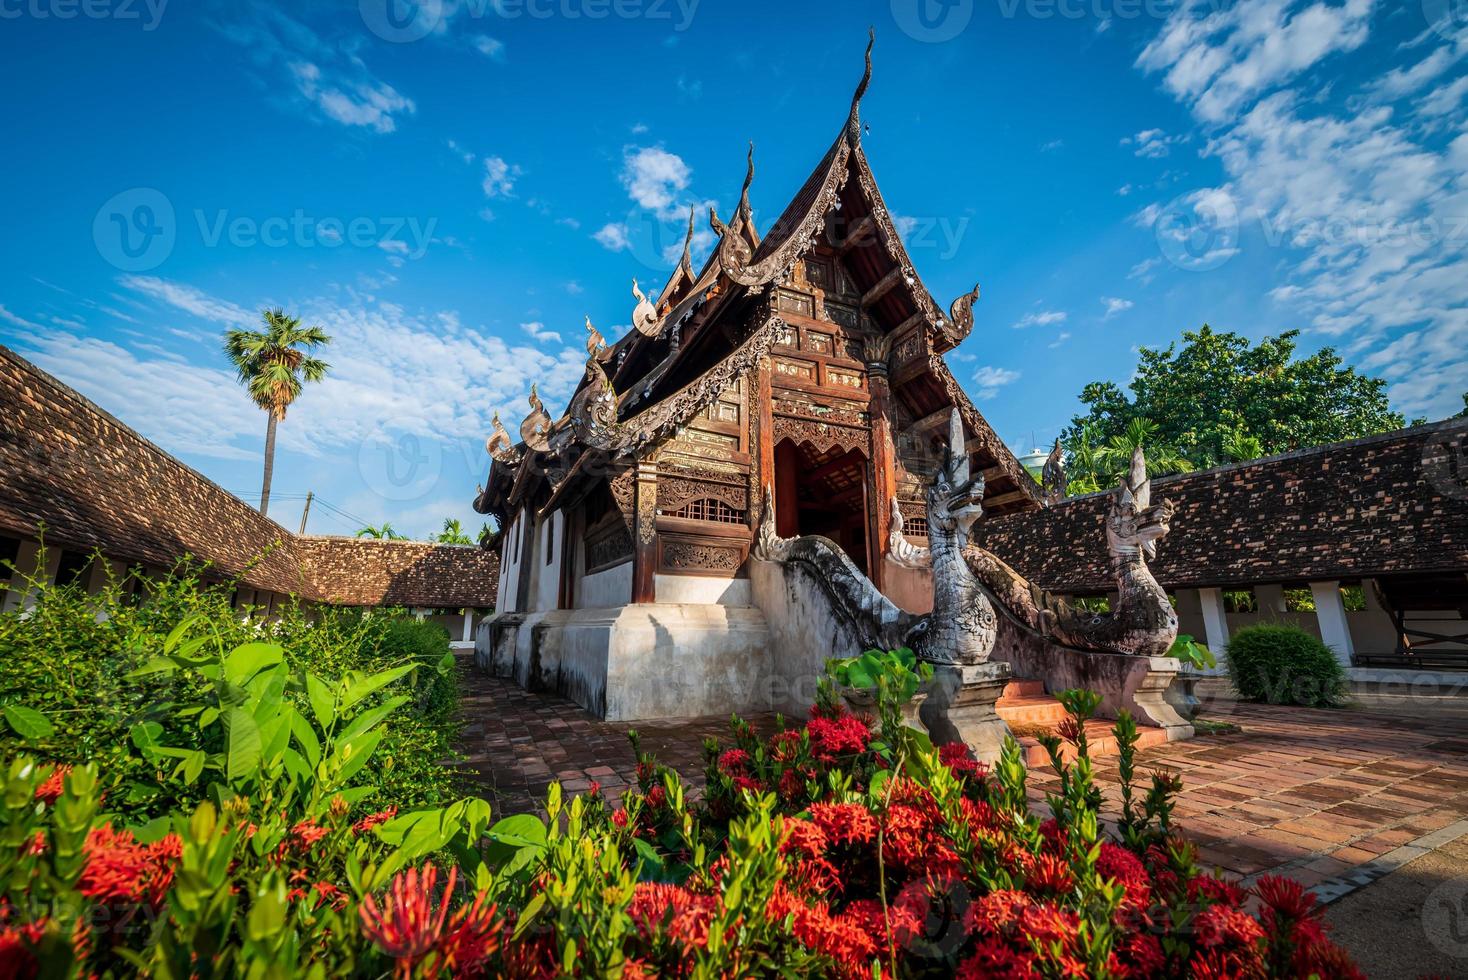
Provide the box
[773,438,871,575]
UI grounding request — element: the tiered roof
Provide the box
[476,32,1040,527]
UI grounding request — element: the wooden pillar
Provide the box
[557,508,578,610]
[774,442,801,538]
[755,358,775,501]
[631,458,658,604]
[864,335,897,592]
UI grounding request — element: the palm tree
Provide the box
[1064,418,1193,494]
[355,523,405,540]
[224,310,331,517]
[432,518,474,546]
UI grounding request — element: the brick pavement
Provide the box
[454,668,1468,889]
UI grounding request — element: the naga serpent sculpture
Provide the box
[897,443,1179,659]
[756,407,1178,666]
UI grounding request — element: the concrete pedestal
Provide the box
[919,661,1014,764]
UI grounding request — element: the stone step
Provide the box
[1002,678,1046,699]
[1013,719,1171,767]
[994,695,1071,728]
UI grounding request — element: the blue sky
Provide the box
[1,0,1464,539]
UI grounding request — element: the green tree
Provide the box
[1065,418,1195,494]
[431,518,475,546]
[223,310,331,517]
[1061,326,1404,485]
[354,523,405,541]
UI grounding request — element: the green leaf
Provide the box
[513,892,546,941]
[163,613,204,654]
[224,643,284,686]
[488,813,546,848]
[339,664,415,714]
[126,657,179,679]
[305,673,335,731]
[287,709,322,769]
[335,695,409,746]
[2,705,54,740]
[130,721,164,751]
[222,708,262,783]
[333,728,384,785]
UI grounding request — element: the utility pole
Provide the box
[298,491,313,535]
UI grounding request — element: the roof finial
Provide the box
[846,27,874,144]
[585,315,605,357]
[737,141,755,226]
[678,204,695,275]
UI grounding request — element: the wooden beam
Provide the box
[891,312,925,337]
[912,407,954,434]
[861,267,903,309]
[983,489,1030,509]
[839,214,876,254]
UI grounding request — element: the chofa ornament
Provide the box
[520,385,553,452]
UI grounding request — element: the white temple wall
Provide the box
[496,512,523,613]
[881,558,933,615]
[527,510,563,614]
[578,562,633,608]
[654,574,751,606]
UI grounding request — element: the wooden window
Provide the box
[667,498,745,524]
[806,331,834,355]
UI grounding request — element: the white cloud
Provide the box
[117,275,254,326]
[520,321,562,344]
[1136,0,1374,123]
[1048,332,1073,349]
[620,145,692,216]
[0,303,42,331]
[216,9,414,135]
[1134,0,1468,417]
[482,156,522,198]
[289,62,414,134]
[1101,296,1134,319]
[593,222,631,251]
[1128,257,1163,283]
[1011,310,1068,329]
[972,366,1021,400]
[565,281,584,294]
[471,34,505,60]
[1040,139,1065,152]
[1122,128,1185,158]
[446,139,474,165]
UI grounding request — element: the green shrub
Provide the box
[0,553,464,821]
[1225,624,1348,707]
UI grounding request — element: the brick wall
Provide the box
[0,345,498,607]
[973,420,1468,594]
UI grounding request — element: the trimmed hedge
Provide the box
[1226,624,1348,707]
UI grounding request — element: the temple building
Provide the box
[474,40,1041,718]
[474,40,1468,722]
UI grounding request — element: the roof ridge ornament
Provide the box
[631,278,659,336]
[678,204,696,277]
[942,282,981,345]
[585,315,606,358]
[846,27,874,145]
[520,384,552,451]
[737,141,755,228]
[486,411,520,464]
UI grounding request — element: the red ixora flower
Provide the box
[807,803,877,849]
[804,714,871,761]
[359,865,458,977]
[353,806,399,835]
[78,825,182,909]
[611,809,630,829]
[34,765,71,805]
[716,748,750,775]
[627,882,715,952]
[938,743,988,781]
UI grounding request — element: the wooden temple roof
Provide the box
[476,31,1040,528]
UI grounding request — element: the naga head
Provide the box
[1106,446,1175,561]
[926,410,985,544]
